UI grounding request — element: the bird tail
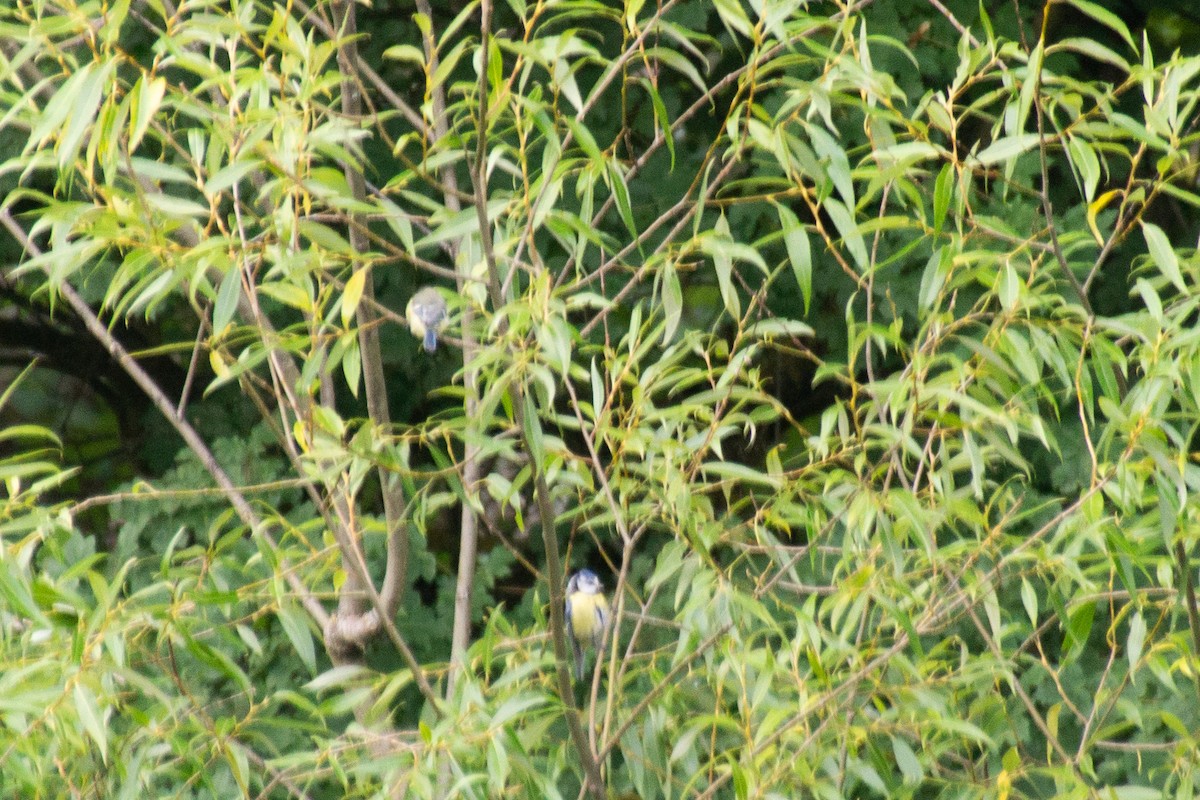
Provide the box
[572,637,585,680]
[423,328,438,352]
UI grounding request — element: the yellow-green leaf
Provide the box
[341,268,367,328]
[129,75,166,152]
[1087,189,1120,245]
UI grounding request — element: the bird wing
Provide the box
[566,595,586,678]
[591,601,608,649]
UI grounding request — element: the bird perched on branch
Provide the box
[406,286,447,353]
[566,569,609,680]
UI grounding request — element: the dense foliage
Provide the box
[4,0,1200,797]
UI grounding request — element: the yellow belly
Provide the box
[570,593,608,645]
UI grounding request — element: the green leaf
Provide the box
[1020,578,1038,626]
[522,393,545,468]
[1066,135,1100,202]
[416,200,508,249]
[1106,787,1162,800]
[919,247,951,308]
[822,197,868,269]
[746,319,815,338]
[73,682,107,763]
[341,336,361,398]
[712,0,752,37]
[299,220,355,257]
[647,47,708,95]
[212,267,242,336]
[564,116,604,165]
[382,44,425,64]
[306,664,372,693]
[808,124,855,209]
[341,268,367,328]
[1047,37,1130,71]
[278,603,317,674]
[661,259,683,344]
[643,77,675,168]
[129,74,166,152]
[589,357,605,423]
[1126,611,1146,679]
[1064,0,1137,52]
[975,133,1040,166]
[933,162,953,234]
[891,737,923,783]
[1065,601,1096,659]
[61,61,115,171]
[774,202,812,314]
[706,226,740,318]
[1142,221,1186,293]
[624,0,646,30]
[997,261,1019,310]
[700,461,781,488]
[1015,41,1043,137]
[606,160,639,240]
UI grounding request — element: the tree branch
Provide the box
[1,208,329,628]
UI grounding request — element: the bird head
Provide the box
[568,569,604,595]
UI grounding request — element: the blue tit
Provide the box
[565,569,610,680]
[406,286,448,353]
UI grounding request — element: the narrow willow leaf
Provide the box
[206,160,259,196]
[933,162,953,233]
[891,737,923,783]
[644,77,675,168]
[607,160,638,239]
[382,44,425,64]
[565,116,604,165]
[919,247,951,308]
[706,216,741,318]
[522,393,545,467]
[59,60,115,171]
[1065,601,1095,659]
[649,47,708,94]
[1047,37,1130,71]
[431,38,470,95]
[73,683,107,763]
[713,0,752,37]
[808,124,855,209]
[1126,611,1146,680]
[225,743,249,789]
[711,238,739,318]
[278,602,317,674]
[487,735,508,794]
[1142,221,1186,293]
[661,260,683,344]
[997,261,1019,310]
[774,202,812,314]
[975,133,1040,166]
[28,66,84,153]
[209,349,231,381]
[1087,189,1120,245]
[342,336,361,398]
[212,267,242,336]
[1064,0,1137,51]
[1066,135,1100,202]
[1015,41,1043,136]
[1020,578,1038,626]
[822,197,868,269]
[341,268,367,328]
[984,583,1001,642]
[590,358,604,422]
[129,74,166,152]
[416,200,507,249]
